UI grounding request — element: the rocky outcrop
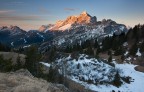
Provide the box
[0,69,69,92]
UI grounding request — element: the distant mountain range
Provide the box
[0,11,127,48]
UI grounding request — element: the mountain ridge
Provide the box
[0,11,127,48]
[39,11,97,31]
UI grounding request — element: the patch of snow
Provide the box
[23,45,31,48]
[40,62,51,67]
[136,48,141,56]
[59,24,72,31]
[11,42,14,46]
[37,33,45,41]
[124,51,129,56]
[123,42,128,46]
[120,26,125,31]
[125,57,131,61]
[139,41,142,44]
[24,39,27,43]
[58,38,65,45]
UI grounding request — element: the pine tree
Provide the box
[108,53,112,63]
[49,47,56,62]
[14,55,23,71]
[129,43,138,56]
[94,39,99,48]
[113,71,122,87]
[140,42,144,52]
[24,46,41,76]
[114,46,124,56]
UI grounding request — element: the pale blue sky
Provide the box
[0,0,144,30]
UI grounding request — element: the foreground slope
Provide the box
[0,69,69,92]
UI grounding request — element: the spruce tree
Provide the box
[129,43,138,56]
[113,71,122,87]
[140,42,144,52]
[108,53,112,63]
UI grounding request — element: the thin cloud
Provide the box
[7,1,24,5]
[64,8,76,11]
[39,7,50,14]
[0,9,46,21]
[0,15,44,21]
[0,10,15,14]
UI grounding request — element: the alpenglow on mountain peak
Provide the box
[81,11,89,15]
[41,11,97,31]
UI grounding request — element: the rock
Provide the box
[0,69,69,92]
[135,66,144,73]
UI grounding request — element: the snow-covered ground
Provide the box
[53,54,144,92]
[84,63,144,92]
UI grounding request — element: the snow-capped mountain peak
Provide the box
[41,11,97,31]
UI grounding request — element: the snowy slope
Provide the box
[52,24,127,47]
[84,63,144,92]
[51,55,144,92]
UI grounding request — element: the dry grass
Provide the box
[0,69,69,92]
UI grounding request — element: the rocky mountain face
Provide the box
[48,11,97,31]
[0,69,69,92]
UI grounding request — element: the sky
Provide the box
[0,0,144,31]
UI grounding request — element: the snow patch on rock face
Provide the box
[40,62,51,67]
[11,42,14,46]
[58,24,72,31]
[37,33,45,41]
[124,51,129,56]
[23,45,31,48]
[57,38,65,45]
[24,39,27,43]
[136,48,142,56]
